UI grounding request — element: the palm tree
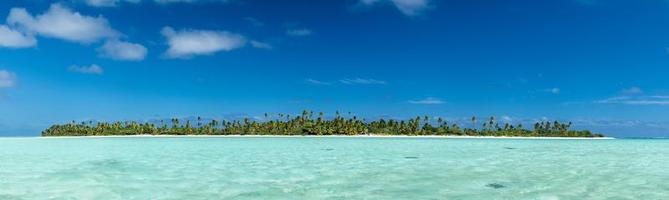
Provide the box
[41,113,602,138]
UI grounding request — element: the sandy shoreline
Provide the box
[37,135,615,140]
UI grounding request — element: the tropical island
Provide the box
[41,110,604,137]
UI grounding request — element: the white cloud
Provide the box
[286,28,312,37]
[7,4,118,43]
[339,78,387,85]
[68,64,104,75]
[250,40,272,49]
[0,25,36,48]
[161,26,246,59]
[97,40,147,61]
[0,70,17,88]
[3,4,147,60]
[359,0,432,16]
[305,78,331,85]
[409,97,445,105]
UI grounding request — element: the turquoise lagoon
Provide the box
[1,137,667,199]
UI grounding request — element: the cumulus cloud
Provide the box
[7,4,118,43]
[339,78,387,85]
[0,25,36,48]
[286,28,312,37]
[250,40,272,49]
[2,4,147,61]
[68,64,104,75]
[359,0,432,16]
[161,26,246,59]
[408,97,445,105]
[97,40,147,61]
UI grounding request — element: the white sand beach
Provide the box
[40,134,615,140]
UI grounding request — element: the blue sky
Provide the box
[1,0,668,137]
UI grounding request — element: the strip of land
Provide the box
[40,135,615,139]
[41,111,606,138]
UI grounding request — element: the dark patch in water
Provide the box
[88,159,124,168]
[504,147,516,150]
[404,156,419,159]
[322,148,335,151]
[485,183,506,189]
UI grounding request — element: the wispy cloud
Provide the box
[250,40,272,49]
[305,78,331,85]
[85,0,231,7]
[286,28,312,37]
[542,87,560,94]
[651,95,669,99]
[408,97,445,105]
[84,0,133,7]
[358,0,433,16]
[573,0,598,6]
[68,64,104,75]
[306,78,388,86]
[154,0,230,4]
[339,78,387,85]
[595,95,669,105]
[243,17,264,27]
[595,87,669,105]
[595,96,629,104]
[0,70,17,88]
[500,115,513,123]
[623,100,669,105]
[620,87,643,95]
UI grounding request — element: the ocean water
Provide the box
[1,137,667,199]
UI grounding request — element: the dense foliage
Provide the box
[42,111,604,137]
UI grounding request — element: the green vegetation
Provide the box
[41,110,604,137]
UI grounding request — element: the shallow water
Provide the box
[1,137,668,199]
